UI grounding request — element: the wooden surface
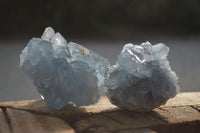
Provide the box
[6,109,75,133]
[0,92,200,133]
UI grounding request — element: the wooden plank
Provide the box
[6,108,75,133]
[153,106,200,124]
[0,92,200,132]
[0,96,118,118]
[1,92,200,116]
[0,108,11,133]
[74,110,164,132]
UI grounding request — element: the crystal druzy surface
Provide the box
[105,42,180,111]
[20,27,179,111]
[20,27,109,110]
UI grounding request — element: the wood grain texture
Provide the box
[154,106,200,123]
[192,105,200,112]
[0,96,118,119]
[163,92,200,107]
[6,108,75,133]
[0,108,11,133]
[0,92,200,133]
[117,128,157,133]
[74,110,164,132]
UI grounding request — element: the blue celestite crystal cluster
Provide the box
[20,27,179,111]
[105,42,180,111]
[20,27,109,110]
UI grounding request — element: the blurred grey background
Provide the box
[0,0,200,101]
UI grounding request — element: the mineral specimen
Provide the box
[20,27,109,110]
[20,27,179,111]
[105,42,180,111]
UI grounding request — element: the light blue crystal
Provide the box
[20,27,109,110]
[41,27,55,41]
[105,42,179,111]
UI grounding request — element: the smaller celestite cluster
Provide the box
[20,27,109,110]
[105,42,180,111]
[20,27,179,111]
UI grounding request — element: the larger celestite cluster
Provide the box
[20,27,109,110]
[20,27,179,111]
[105,42,180,111]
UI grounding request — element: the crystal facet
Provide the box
[20,27,179,111]
[105,42,180,111]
